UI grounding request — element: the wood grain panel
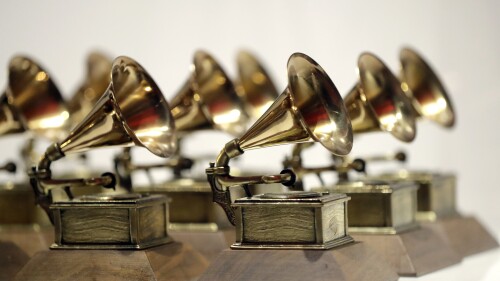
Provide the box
[139,204,166,242]
[61,208,130,244]
[242,206,314,243]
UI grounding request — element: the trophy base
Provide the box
[198,242,398,281]
[13,242,209,281]
[169,229,231,260]
[429,214,498,258]
[230,235,354,250]
[0,225,53,281]
[351,223,461,276]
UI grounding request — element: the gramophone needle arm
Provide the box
[39,175,114,191]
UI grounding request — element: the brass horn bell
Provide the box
[170,50,249,136]
[235,50,278,120]
[344,52,417,142]
[399,47,455,128]
[32,56,177,219]
[207,52,353,225]
[67,51,112,127]
[0,56,69,140]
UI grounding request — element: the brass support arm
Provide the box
[362,150,406,164]
[207,139,296,225]
[114,147,193,192]
[284,143,365,183]
[30,143,116,223]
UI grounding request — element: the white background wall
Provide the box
[1,1,499,279]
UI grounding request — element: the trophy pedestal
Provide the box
[323,180,461,276]
[372,171,499,257]
[199,192,398,280]
[199,242,398,281]
[351,223,461,276]
[430,215,498,257]
[13,242,209,281]
[0,225,53,281]
[170,229,230,260]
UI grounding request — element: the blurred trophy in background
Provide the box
[14,56,208,281]
[362,47,498,258]
[0,56,69,280]
[288,52,461,276]
[200,53,399,281]
[67,51,112,127]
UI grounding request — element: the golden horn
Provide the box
[170,50,249,136]
[1,56,69,139]
[344,52,417,142]
[235,50,278,120]
[68,51,112,127]
[207,52,353,225]
[399,47,455,127]
[57,56,176,158]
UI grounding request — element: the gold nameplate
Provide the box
[321,180,419,234]
[50,194,170,249]
[374,171,457,221]
[231,192,353,249]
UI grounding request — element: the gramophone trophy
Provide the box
[200,53,398,281]
[14,56,207,281]
[0,56,69,280]
[110,51,246,259]
[365,47,498,257]
[292,52,461,276]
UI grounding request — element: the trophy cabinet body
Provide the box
[320,180,461,276]
[50,194,170,249]
[372,171,499,257]
[232,193,353,249]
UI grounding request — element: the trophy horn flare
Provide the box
[399,47,455,128]
[344,52,417,142]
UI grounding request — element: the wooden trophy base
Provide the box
[169,230,231,260]
[199,242,399,281]
[14,242,209,281]
[429,214,498,258]
[0,225,53,281]
[351,223,461,276]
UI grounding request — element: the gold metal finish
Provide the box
[371,171,458,221]
[399,47,455,127]
[232,192,353,249]
[58,56,176,158]
[207,52,353,229]
[50,194,170,249]
[235,50,278,120]
[170,50,249,136]
[0,56,69,140]
[68,52,112,127]
[345,52,416,142]
[283,52,417,184]
[319,180,419,234]
[30,56,177,228]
